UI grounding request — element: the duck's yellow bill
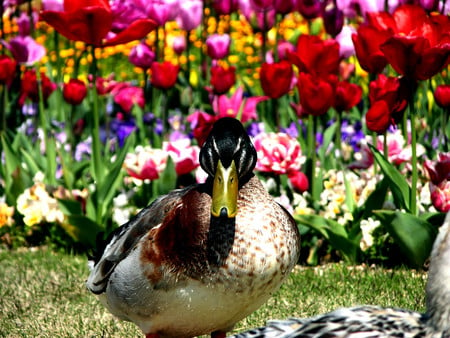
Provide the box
[212,159,238,218]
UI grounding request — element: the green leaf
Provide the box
[373,210,438,268]
[60,215,103,248]
[295,214,359,263]
[317,122,337,164]
[97,133,135,222]
[157,156,177,196]
[57,199,83,216]
[368,144,411,212]
[1,133,30,205]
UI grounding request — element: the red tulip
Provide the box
[40,0,156,47]
[334,81,362,112]
[260,60,293,99]
[210,65,236,95]
[379,5,450,80]
[0,55,17,85]
[434,84,450,109]
[365,100,392,133]
[19,70,56,105]
[351,25,392,74]
[365,74,407,133]
[288,34,340,78]
[288,171,309,193]
[424,153,450,185]
[297,72,335,116]
[150,61,179,90]
[63,78,87,105]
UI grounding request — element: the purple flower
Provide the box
[322,4,344,37]
[281,122,299,139]
[246,122,265,137]
[341,119,365,151]
[41,0,63,11]
[22,102,38,116]
[212,0,239,14]
[172,35,186,55]
[75,137,92,162]
[146,0,180,26]
[17,11,37,37]
[4,36,46,65]
[206,34,231,60]
[335,25,355,58]
[110,0,147,32]
[111,118,137,147]
[129,41,155,69]
[176,0,203,31]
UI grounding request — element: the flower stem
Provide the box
[442,108,449,152]
[409,96,417,215]
[89,46,103,189]
[335,110,342,157]
[308,114,317,200]
[35,67,56,185]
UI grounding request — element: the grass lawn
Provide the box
[0,247,427,337]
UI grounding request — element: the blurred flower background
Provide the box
[0,0,449,267]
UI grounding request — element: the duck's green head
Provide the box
[200,117,257,218]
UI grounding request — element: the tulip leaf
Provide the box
[295,214,358,263]
[1,132,30,204]
[97,133,135,221]
[60,215,103,248]
[58,198,83,216]
[373,210,437,268]
[157,156,176,196]
[368,144,411,212]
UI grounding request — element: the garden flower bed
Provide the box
[0,0,449,267]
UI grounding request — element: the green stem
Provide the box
[1,85,6,133]
[442,108,449,152]
[308,114,317,200]
[335,110,342,158]
[409,97,417,215]
[383,131,388,159]
[35,67,56,185]
[90,46,102,189]
[372,132,378,176]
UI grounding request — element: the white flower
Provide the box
[360,217,381,251]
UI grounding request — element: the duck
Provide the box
[86,117,301,338]
[231,211,450,338]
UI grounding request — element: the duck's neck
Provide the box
[426,215,450,332]
[207,215,235,268]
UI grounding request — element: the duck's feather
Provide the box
[87,186,196,294]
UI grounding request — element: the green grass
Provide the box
[0,248,427,337]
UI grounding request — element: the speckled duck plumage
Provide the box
[86,117,301,338]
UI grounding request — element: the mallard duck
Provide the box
[86,117,301,338]
[232,211,450,338]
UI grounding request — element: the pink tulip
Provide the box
[177,0,203,31]
[146,0,180,26]
[124,146,168,181]
[206,34,231,60]
[429,181,450,212]
[163,138,200,175]
[172,35,186,55]
[212,86,268,123]
[128,41,155,69]
[114,85,145,113]
[253,132,305,175]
